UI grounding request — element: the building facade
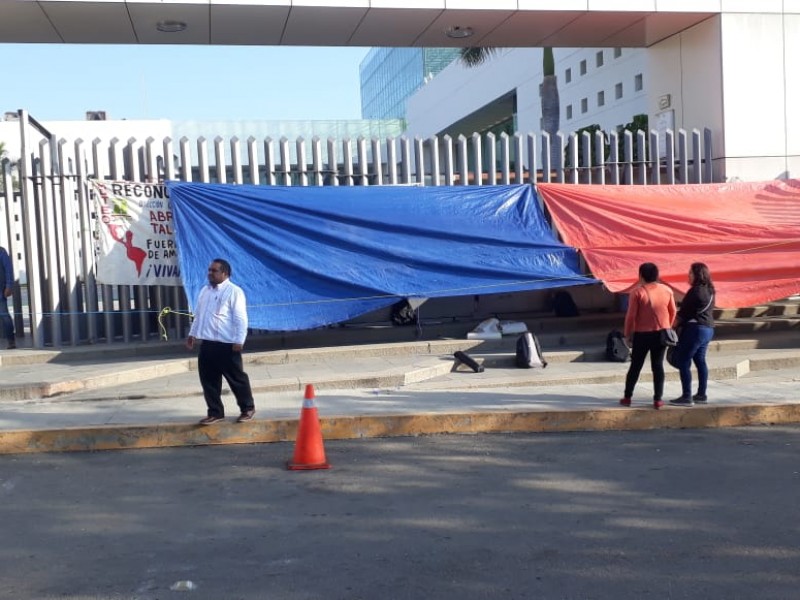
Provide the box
[405,47,648,146]
[359,47,460,121]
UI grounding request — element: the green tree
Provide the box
[568,124,606,168]
[618,114,649,162]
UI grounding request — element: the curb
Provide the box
[2,403,800,455]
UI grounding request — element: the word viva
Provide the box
[146,264,181,278]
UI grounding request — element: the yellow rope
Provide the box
[158,306,194,341]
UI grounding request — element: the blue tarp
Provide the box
[167,182,596,331]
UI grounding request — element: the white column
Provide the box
[648,10,800,181]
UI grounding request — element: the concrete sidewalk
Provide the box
[1,320,800,454]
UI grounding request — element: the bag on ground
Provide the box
[515,332,547,369]
[605,330,630,362]
[390,299,417,326]
[454,350,485,373]
[552,290,580,317]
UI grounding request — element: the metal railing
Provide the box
[0,109,713,348]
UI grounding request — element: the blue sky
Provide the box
[2,44,370,122]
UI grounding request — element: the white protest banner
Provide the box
[91,180,182,286]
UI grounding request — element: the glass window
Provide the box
[635,73,643,92]
[615,82,623,99]
[566,105,573,120]
[580,60,587,75]
[565,68,572,83]
[596,51,604,67]
[358,47,459,120]
[597,90,605,107]
[614,47,622,59]
[581,98,588,113]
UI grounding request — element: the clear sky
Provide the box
[2,44,370,122]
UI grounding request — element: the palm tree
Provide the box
[459,47,561,170]
[0,142,19,194]
[0,141,7,193]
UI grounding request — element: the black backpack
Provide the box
[552,290,580,317]
[605,330,630,362]
[391,300,417,326]
[516,332,548,368]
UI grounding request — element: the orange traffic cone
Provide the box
[287,384,331,470]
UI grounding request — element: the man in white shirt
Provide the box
[186,258,256,425]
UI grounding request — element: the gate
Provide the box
[0,110,713,348]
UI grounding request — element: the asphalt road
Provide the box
[1,426,799,600]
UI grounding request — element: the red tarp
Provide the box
[537,181,800,308]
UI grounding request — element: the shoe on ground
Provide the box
[198,415,224,426]
[653,400,664,410]
[619,397,632,407]
[236,409,256,423]
[670,396,695,407]
[693,394,708,403]
[6,341,15,350]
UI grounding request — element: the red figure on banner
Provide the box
[122,230,147,276]
[106,224,147,276]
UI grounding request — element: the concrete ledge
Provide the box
[3,403,800,455]
[0,359,193,401]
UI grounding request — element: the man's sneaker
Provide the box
[653,400,664,410]
[669,396,695,407]
[236,409,256,423]
[198,415,224,426]
[619,397,632,407]
[693,394,708,404]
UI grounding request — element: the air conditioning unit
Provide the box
[3,111,19,121]
[86,111,107,121]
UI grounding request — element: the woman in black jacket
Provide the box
[669,262,715,406]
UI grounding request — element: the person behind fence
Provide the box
[669,262,716,407]
[0,245,16,350]
[620,262,677,410]
[186,258,256,425]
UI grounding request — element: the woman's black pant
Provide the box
[624,331,666,401]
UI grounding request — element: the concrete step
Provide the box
[410,349,800,392]
[7,338,800,404]
[2,302,799,367]
[1,310,799,402]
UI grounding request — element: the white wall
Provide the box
[647,18,724,168]
[787,13,800,178]
[721,12,791,180]
[649,11,800,181]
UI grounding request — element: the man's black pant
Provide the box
[197,340,255,417]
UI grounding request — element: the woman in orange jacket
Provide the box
[620,262,677,409]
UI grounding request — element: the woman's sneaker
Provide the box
[619,397,632,407]
[692,394,708,404]
[653,400,664,410]
[669,396,694,406]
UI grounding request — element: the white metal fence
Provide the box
[0,110,713,348]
